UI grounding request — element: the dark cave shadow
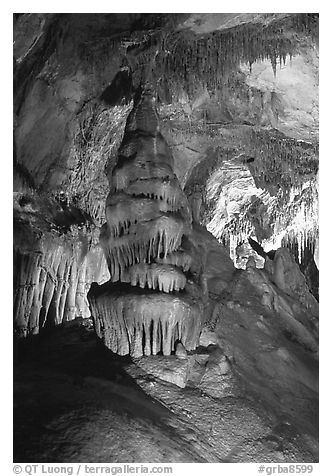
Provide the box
[13,323,176,421]
[13,323,212,463]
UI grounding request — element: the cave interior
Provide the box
[13,12,319,464]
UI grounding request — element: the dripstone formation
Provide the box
[88,86,204,357]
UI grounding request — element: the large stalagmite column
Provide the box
[88,85,204,357]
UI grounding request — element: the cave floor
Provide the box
[13,322,318,463]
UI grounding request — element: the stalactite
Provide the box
[142,13,318,98]
[89,84,205,357]
[75,13,318,106]
[75,258,88,317]
[271,177,319,265]
[155,249,192,272]
[52,255,68,325]
[121,263,187,292]
[105,190,190,239]
[13,239,110,336]
[202,125,318,268]
[88,283,203,358]
[14,252,42,335]
[28,262,43,334]
[58,259,71,324]
[40,248,63,327]
[246,130,318,195]
[63,260,77,322]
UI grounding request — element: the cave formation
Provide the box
[88,84,204,357]
[13,13,319,464]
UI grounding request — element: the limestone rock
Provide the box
[134,355,195,388]
[198,348,240,398]
[246,256,256,270]
[271,247,318,317]
[245,264,318,353]
[199,328,219,347]
[175,341,187,359]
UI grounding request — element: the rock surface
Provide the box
[14,320,318,462]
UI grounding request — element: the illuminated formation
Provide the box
[88,85,204,357]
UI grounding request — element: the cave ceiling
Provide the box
[13,12,319,264]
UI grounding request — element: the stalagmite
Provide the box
[89,84,205,357]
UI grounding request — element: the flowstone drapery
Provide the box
[88,85,204,357]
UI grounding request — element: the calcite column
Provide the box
[88,85,204,357]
